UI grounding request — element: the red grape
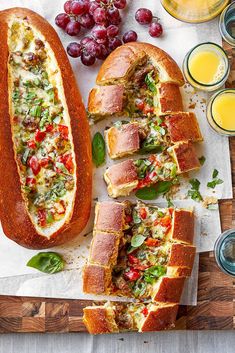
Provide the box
[107,7,121,25]
[107,24,119,38]
[80,36,93,46]
[71,0,87,15]
[65,21,81,36]
[123,30,137,43]
[135,8,153,25]
[64,1,72,14]
[80,13,95,28]
[96,44,110,60]
[84,38,100,57]
[55,13,70,29]
[108,36,122,51]
[149,22,163,37]
[81,51,96,66]
[92,25,107,40]
[93,7,107,24]
[114,0,127,9]
[67,42,82,57]
[88,1,99,15]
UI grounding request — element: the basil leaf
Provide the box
[135,186,159,200]
[212,169,219,179]
[135,181,173,200]
[131,234,146,248]
[207,178,223,189]
[144,265,166,284]
[145,70,157,93]
[27,252,64,274]
[199,156,206,166]
[92,132,105,167]
[187,189,203,202]
[133,210,141,224]
[189,178,200,191]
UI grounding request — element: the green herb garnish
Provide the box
[144,265,166,284]
[131,234,146,248]
[187,178,203,202]
[27,252,64,274]
[199,156,206,166]
[145,70,157,93]
[135,181,173,200]
[207,169,223,189]
[92,132,105,167]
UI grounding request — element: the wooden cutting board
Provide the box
[0,40,234,333]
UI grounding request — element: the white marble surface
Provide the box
[0,331,235,353]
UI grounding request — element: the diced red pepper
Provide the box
[123,268,141,282]
[125,214,133,224]
[128,254,139,265]
[139,207,147,220]
[58,153,74,173]
[141,307,149,317]
[29,155,41,175]
[58,125,69,140]
[143,104,154,114]
[46,124,53,132]
[160,215,171,228]
[161,121,167,128]
[27,140,37,149]
[145,238,161,247]
[40,158,50,168]
[26,177,36,187]
[35,129,46,142]
[38,209,47,227]
[136,100,144,111]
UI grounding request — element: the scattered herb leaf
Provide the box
[92,132,105,167]
[144,265,166,284]
[27,252,64,274]
[207,179,223,189]
[187,178,203,202]
[212,169,219,179]
[145,70,157,93]
[199,156,206,166]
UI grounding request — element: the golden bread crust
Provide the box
[83,306,118,334]
[152,276,186,303]
[165,112,203,143]
[140,304,179,332]
[171,209,195,245]
[172,142,200,173]
[94,201,125,234]
[89,231,120,267]
[83,264,111,294]
[168,244,196,270]
[0,8,92,249]
[158,83,183,115]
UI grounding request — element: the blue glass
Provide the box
[214,230,235,277]
[220,3,235,46]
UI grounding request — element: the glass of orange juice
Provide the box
[207,89,235,136]
[183,42,230,91]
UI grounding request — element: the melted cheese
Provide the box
[8,18,77,238]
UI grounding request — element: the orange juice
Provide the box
[212,92,235,131]
[188,50,225,85]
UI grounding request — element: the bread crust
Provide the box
[96,42,184,86]
[168,244,196,269]
[0,8,92,249]
[152,276,186,303]
[165,112,203,143]
[83,264,111,294]
[89,231,120,267]
[140,304,179,332]
[171,209,195,245]
[94,201,125,234]
[158,83,183,115]
[88,85,125,118]
[106,123,140,159]
[172,142,200,173]
[83,306,118,334]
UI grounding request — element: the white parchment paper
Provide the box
[0,0,231,306]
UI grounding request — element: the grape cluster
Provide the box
[55,0,138,66]
[135,8,163,38]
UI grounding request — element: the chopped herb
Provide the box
[145,70,157,93]
[167,197,174,208]
[187,178,203,202]
[199,156,206,166]
[30,105,42,117]
[131,234,146,248]
[212,169,219,179]
[207,203,218,210]
[133,210,141,224]
[207,179,223,189]
[132,280,147,297]
[207,169,223,189]
[144,265,166,284]
[21,148,31,165]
